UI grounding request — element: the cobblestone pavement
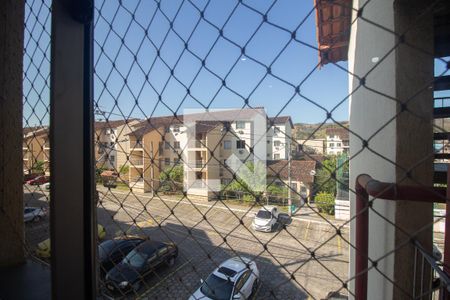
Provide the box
[23,186,349,299]
[97,188,349,300]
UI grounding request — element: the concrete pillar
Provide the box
[0,0,25,266]
[349,0,434,298]
[393,0,434,298]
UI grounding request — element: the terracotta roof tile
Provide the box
[267,160,317,183]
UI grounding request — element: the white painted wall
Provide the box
[326,135,346,155]
[348,0,397,299]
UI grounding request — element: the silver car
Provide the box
[24,207,47,222]
[189,257,259,300]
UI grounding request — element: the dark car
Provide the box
[104,240,178,293]
[98,237,146,276]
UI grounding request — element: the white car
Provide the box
[252,206,279,232]
[24,206,47,222]
[189,257,259,300]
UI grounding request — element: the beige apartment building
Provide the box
[123,109,317,200]
[94,119,140,173]
[23,126,50,174]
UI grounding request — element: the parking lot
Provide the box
[24,186,349,299]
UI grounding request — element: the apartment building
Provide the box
[94,119,140,172]
[126,116,187,192]
[125,109,299,199]
[325,127,349,155]
[267,116,294,160]
[23,126,50,174]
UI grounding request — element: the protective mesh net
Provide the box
[22,0,51,264]
[17,0,450,299]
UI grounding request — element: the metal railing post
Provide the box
[50,0,96,299]
[355,175,369,300]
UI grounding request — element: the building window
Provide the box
[109,155,115,162]
[173,126,180,133]
[174,141,180,149]
[236,121,245,129]
[274,140,281,147]
[300,186,307,193]
[236,140,245,149]
[165,141,170,149]
[329,143,334,148]
[290,182,297,190]
[223,140,231,149]
[158,142,163,153]
[274,126,280,136]
[337,143,341,147]
[274,153,280,159]
[165,158,170,166]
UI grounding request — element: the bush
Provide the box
[315,192,335,215]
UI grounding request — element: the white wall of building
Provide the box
[326,135,346,155]
[348,0,397,298]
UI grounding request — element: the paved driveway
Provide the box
[97,189,349,300]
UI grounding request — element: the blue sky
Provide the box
[25,0,449,128]
[92,0,350,124]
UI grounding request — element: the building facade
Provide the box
[124,109,301,199]
[23,126,50,174]
[325,127,349,155]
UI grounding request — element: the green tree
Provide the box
[159,164,183,192]
[314,154,349,196]
[222,161,267,201]
[314,156,338,195]
[31,160,45,173]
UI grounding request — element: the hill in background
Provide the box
[293,121,349,140]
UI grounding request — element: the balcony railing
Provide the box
[355,174,450,300]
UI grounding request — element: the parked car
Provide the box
[24,206,47,222]
[23,173,44,183]
[252,206,279,232]
[26,175,50,185]
[35,224,107,258]
[189,256,259,300]
[99,236,146,275]
[104,240,178,293]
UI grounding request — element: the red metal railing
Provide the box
[355,174,450,300]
